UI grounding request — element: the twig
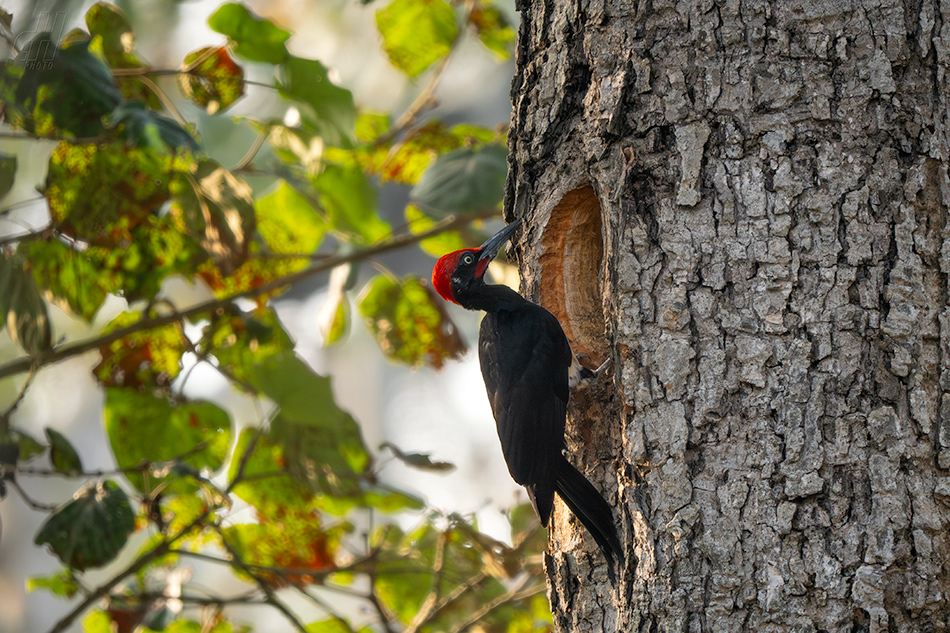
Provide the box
[174,548,372,581]
[293,586,357,633]
[136,74,189,127]
[1,364,36,425]
[122,590,265,607]
[9,479,58,511]
[0,209,498,381]
[449,578,544,633]
[225,424,265,495]
[233,124,271,171]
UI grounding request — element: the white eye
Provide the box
[461,253,475,265]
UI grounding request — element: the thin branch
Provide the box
[449,578,545,633]
[136,74,189,127]
[225,425,265,495]
[2,364,36,424]
[234,124,271,171]
[9,479,58,511]
[110,68,182,79]
[124,591,265,607]
[0,209,497,381]
[295,588,357,633]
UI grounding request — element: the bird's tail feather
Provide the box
[554,456,624,583]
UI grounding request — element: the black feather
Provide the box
[438,226,624,583]
[554,455,624,583]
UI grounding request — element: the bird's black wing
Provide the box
[478,303,573,524]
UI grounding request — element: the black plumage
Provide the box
[432,220,624,582]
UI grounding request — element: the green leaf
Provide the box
[94,311,185,389]
[45,428,83,475]
[194,243,296,298]
[14,429,45,460]
[255,180,327,254]
[307,620,374,633]
[220,512,341,587]
[358,482,424,513]
[209,3,290,64]
[359,275,466,368]
[83,610,113,633]
[0,250,52,355]
[105,101,198,150]
[45,140,191,244]
[228,427,313,512]
[35,479,135,571]
[405,203,467,257]
[254,352,370,498]
[355,120,458,185]
[25,239,111,322]
[170,159,255,274]
[177,46,245,114]
[10,35,123,137]
[83,215,202,304]
[85,2,133,62]
[162,620,242,633]
[312,163,390,242]
[470,3,516,59]
[277,56,356,147]
[380,441,455,472]
[374,521,498,624]
[104,389,232,494]
[318,292,349,346]
[26,569,79,599]
[85,2,160,107]
[376,0,458,77]
[203,307,295,388]
[0,152,15,199]
[411,144,508,217]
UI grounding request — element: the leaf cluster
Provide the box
[0,2,548,632]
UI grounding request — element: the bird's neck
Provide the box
[456,283,526,313]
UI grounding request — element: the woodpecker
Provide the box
[431,219,624,582]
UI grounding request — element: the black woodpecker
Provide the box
[431,219,624,582]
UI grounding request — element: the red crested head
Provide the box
[432,249,480,305]
[431,220,521,308]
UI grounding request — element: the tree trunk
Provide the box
[505,0,950,630]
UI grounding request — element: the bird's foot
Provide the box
[570,354,612,388]
[590,357,611,377]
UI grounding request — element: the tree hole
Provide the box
[538,185,607,365]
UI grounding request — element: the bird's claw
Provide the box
[571,354,612,388]
[591,357,612,377]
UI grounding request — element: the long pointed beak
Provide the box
[477,219,521,267]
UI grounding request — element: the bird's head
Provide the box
[431,219,520,305]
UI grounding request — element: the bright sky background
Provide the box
[0,0,521,630]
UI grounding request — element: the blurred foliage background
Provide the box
[0,1,553,631]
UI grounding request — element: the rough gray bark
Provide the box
[504,0,950,630]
